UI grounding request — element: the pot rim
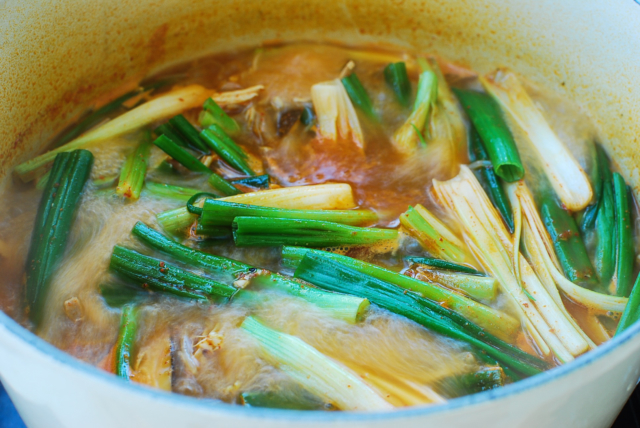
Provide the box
[1,307,638,421]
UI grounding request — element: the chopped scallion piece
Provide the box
[341,73,377,121]
[233,217,397,247]
[384,62,411,107]
[392,70,437,154]
[202,97,241,136]
[453,87,524,182]
[116,131,152,200]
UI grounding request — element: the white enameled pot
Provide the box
[1,1,640,427]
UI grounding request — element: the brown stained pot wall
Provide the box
[1,0,639,190]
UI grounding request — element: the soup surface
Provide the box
[0,42,637,411]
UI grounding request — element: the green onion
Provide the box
[110,245,237,301]
[594,179,616,286]
[156,206,197,235]
[155,123,190,149]
[15,85,212,182]
[25,150,93,327]
[116,130,152,200]
[168,114,210,153]
[250,274,370,323]
[201,97,241,136]
[282,246,519,341]
[152,134,239,196]
[208,173,240,196]
[540,196,599,289]
[56,78,175,148]
[294,252,548,376]
[144,182,201,202]
[132,221,249,278]
[581,145,609,231]
[231,174,270,190]
[399,204,474,265]
[616,272,640,334]
[413,268,498,301]
[152,135,211,174]
[156,183,358,235]
[435,367,505,398]
[405,256,483,275]
[392,70,437,154]
[468,124,514,232]
[200,199,377,228]
[132,222,369,323]
[54,89,142,148]
[233,217,397,247]
[115,304,139,380]
[480,70,592,210]
[341,73,377,121]
[240,388,333,410]
[200,127,255,176]
[384,62,411,107]
[241,316,392,410]
[204,124,249,160]
[300,105,316,127]
[436,168,599,360]
[613,173,635,297]
[453,88,523,182]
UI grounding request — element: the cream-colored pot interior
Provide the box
[1,1,640,427]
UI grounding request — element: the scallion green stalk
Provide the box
[613,172,635,297]
[200,199,377,228]
[294,252,548,376]
[414,268,498,301]
[156,206,197,235]
[200,127,255,175]
[115,304,139,380]
[594,180,616,286]
[25,150,94,327]
[144,182,202,202]
[400,204,475,266]
[341,73,378,121]
[405,256,483,275]
[153,134,239,196]
[201,97,241,136]
[156,183,358,235]
[282,246,519,341]
[110,245,237,301]
[616,272,640,334]
[384,62,411,107]
[453,87,523,182]
[132,222,369,323]
[208,173,241,196]
[392,70,437,154]
[116,131,152,200]
[241,316,392,410]
[468,124,514,232]
[168,114,210,153]
[580,144,609,231]
[233,217,397,247]
[155,123,190,149]
[540,196,599,289]
[480,70,592,210]
[15,85,212,182]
